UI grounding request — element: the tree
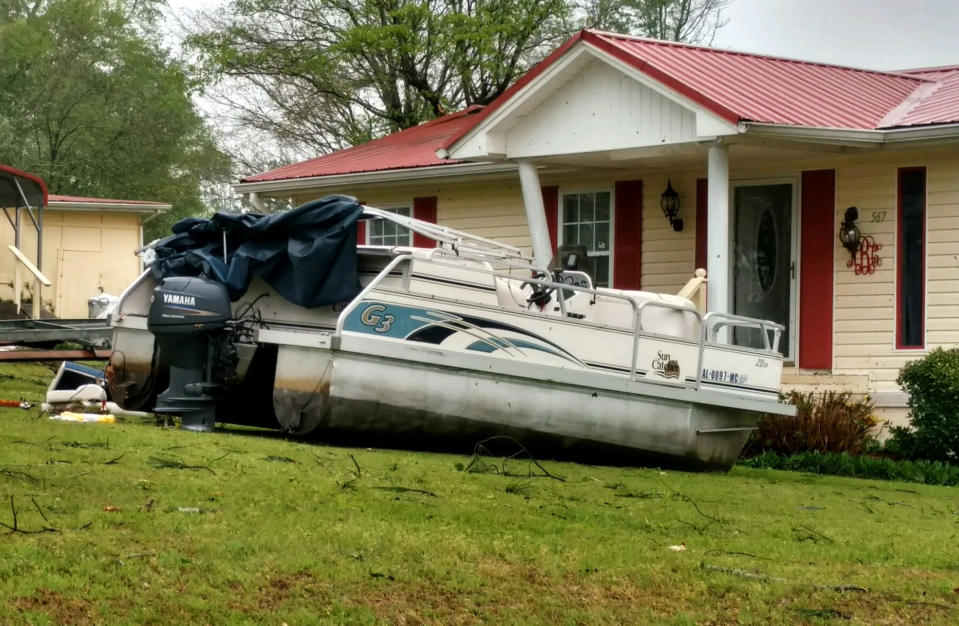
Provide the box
[0,0,231,241]
[186,0,572,158]
[632,0,729,44]
[186,0,729,164]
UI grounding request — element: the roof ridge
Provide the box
[584,29,933,83]
[897,64,959,74]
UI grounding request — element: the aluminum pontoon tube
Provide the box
[517,160,553,269]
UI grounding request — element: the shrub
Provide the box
[891,347,959,463]
[739,450,959,486]
[744,390,878,457]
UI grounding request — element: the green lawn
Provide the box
[1,362,957,624]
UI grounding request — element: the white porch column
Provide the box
[706,142,730,314]
[517,160,552,269]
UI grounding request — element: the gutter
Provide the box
[743,121,959,146]
[233,162,519,195]
[49,201,172,214]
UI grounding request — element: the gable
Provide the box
[504,61,700,159]
[448,43,739,161]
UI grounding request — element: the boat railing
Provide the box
[336,253,779,388]
[702,312,784,353]
[632,299,705,387]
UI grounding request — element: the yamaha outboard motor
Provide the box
[147,276,233,431]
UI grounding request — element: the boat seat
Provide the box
[494,276,533,310]
[581,290,700,340]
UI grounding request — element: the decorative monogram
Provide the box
[848,235,882,275]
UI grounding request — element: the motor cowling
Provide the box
[148,276,231,334]
[148,276,233,431]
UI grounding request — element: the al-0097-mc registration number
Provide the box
[701,369,749,385]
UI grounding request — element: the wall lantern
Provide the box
[660,179,683,232]
[840,205,882,275]
[839,206,861,259]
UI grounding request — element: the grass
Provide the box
[1,362,958,624]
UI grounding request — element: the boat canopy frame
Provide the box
[361,206,528,262]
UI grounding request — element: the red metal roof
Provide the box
[584,31,927,129]
[48,194,168,206]
[242,106,486,183]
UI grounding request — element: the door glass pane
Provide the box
[733,184,792,356]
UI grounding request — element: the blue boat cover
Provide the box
[152,195,363,308]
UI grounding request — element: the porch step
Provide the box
[780,371,870,394]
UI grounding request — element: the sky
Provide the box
[711,0,959,71]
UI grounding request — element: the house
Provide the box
[1,164,170,318]
[233,30,959,428]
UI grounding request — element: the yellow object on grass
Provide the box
[50,412,116,424]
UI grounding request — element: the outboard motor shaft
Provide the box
[147,276,232,431]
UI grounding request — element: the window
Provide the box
[897,167,926,349]
[560,191,611,287]
[368,205,412,247]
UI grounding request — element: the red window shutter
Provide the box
[799,170,835,370]
[412,196,437,247]
[695,178,708,271]
[541,186,558,254]
[613,180,642,290]
[356,200,367,244]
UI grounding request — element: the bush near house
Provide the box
[889,347,959,463]
[743,390,878,457]
[740,450,959,487]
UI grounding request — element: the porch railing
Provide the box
[677,268,707,313]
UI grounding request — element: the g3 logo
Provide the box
[360,304,394,333]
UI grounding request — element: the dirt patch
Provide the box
[353,584,477,626]
[11,589,97,624]
[229,570,333,614]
